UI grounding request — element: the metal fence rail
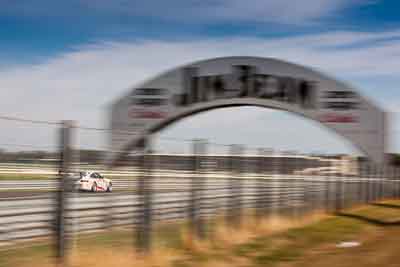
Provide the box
[1,120,399,262]
[1,174,399,247]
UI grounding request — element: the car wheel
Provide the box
[107,183,112,192]
[91,182,97,192]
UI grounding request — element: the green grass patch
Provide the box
[76,229,135,249]
[345,206,400,223]
[285,216,365,243]
[75,223,187,251]
[0,173,54,180]
[253,249,301,265]
[230,216,368,267]
[0,242,54,267]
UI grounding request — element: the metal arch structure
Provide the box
[108,56,387,166]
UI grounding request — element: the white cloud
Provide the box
[0,29,399,153]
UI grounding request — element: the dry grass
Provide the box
[70,247,181,267]
[3,206,400,267]
[0,212,329,267]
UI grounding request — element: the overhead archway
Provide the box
[109,56,387,166]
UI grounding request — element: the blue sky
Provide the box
[1,0,400,155]
[1,0,399,65]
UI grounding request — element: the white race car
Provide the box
[75,171,112,192]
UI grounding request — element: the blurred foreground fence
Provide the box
[0,121,400,263]
[2,172,400,245]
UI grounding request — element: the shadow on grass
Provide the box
[337,204,400,225]
[372,203,400,209]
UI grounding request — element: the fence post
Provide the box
[366,163,371,203]
[391,166,396,199]
[342,162,347,209]
[136,139,152,252]
[294,152,302,217]
[256,148,266,218]
[372,165,377,202]
[335,158,343,212]
[278,152,286,214]
[397,168,400,199]
[357,161,363,206]
[189,139,206,240]
[228,144,243,227]
[389,166,394,199]
[271,151,279,214]
[308,154,316,213]
[55,120,75,266]
[396,168,400,199]
[379,165,384,201]
[360,161,365,204]
[325,158,332,212]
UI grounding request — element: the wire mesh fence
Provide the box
[0,118,399,263]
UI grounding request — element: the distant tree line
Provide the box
[2,148,399,168]
[0,149,106,165]
[387,153,400,166]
